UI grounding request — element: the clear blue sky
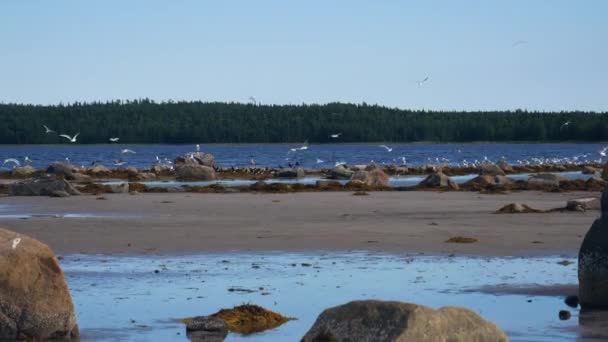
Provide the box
[1,0,606,111]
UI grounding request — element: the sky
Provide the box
[1,0,607,111]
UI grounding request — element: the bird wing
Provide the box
[379,145,389,150]
[74,133,80,139]
[3,158,20,166]
[59,134,72,140]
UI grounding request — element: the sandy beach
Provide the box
[0,191,598,256]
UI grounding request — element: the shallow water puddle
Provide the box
[58,253,594,341]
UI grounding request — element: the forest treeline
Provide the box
[0,100,607,144]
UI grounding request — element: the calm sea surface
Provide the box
[0,143,606,170]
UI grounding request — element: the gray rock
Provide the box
[277,167,305,178]
[87,165,111,176]
[418,172,459,190]
[176,165,216,181]
[301,300,507,342]
[330,165,354,180]
[480,163,506,176]
[134,172,157,181]
[186,316,228,342]
[9,178,82,197]
[349,169,390,188]
[46,162,75,179]
[497,160,514,173]
[579,190,608,309]
[175,152,216,168]
[567,198,600,212]
[108,182,129,194]
[50,190,70,198]
[125,166,139,176]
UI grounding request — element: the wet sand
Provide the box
[0,191,598,256]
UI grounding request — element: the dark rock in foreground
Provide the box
[185,316,228,342]
[8,178,82,197]
[301,300,507,342]
[579,190,608,309]
[0,228,79,340]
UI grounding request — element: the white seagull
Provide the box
[43,125,55,134]
[196,144,200,152]
[2,158,20,167]
[113,160,126,166]
[121,149,136,154]
[599,146,608,157]
[417,76,429,87]
[59,133,79,143]
[560,121,571,129]
[330,133,342,138]
[379,145,393,152]
[316,158,324,164]
[109,137,120,142]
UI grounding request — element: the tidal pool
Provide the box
[101,171,593,189]
[59,252,594,341]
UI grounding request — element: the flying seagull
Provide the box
[600,146,608,157]
[330,133,342,138]
[109,137,120,142]
[316,158,324,164]
[59,133,79,143]
[43,125,55,134]
[379,145,393,152]
[113,159,126,166]
[417,76,429,87]
[560,121,571,130]
[121,149,136,154]
[2,158,20,167]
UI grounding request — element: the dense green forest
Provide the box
[0,100,606,144]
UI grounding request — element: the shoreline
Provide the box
[0,191,597,257]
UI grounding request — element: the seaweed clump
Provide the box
[211,304,294,334]
[445,236,478,243]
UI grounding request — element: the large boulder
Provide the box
[176,165,216,181]
[175,152,216,168]
[330,165,354,180]
[480,163,506,176]
[579,190,608,308]
[349,169,390,188]
[134,172,157,182]
[10,166,36,178]
[0,228,79,340]
[301,300,507,342]
[46,162,76,180]
[418,172,459,190]
[8,178,81,197]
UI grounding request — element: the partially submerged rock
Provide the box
[495,203,544,214]
[87,164,111,177]
[184,316,228,342]
[0,228,79,340]
[417,172,459,190]
[301,300,507,342]
[211,304,293,335]
[8,178,81,197]
[583,165,599,175]
[579,190,608,309]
